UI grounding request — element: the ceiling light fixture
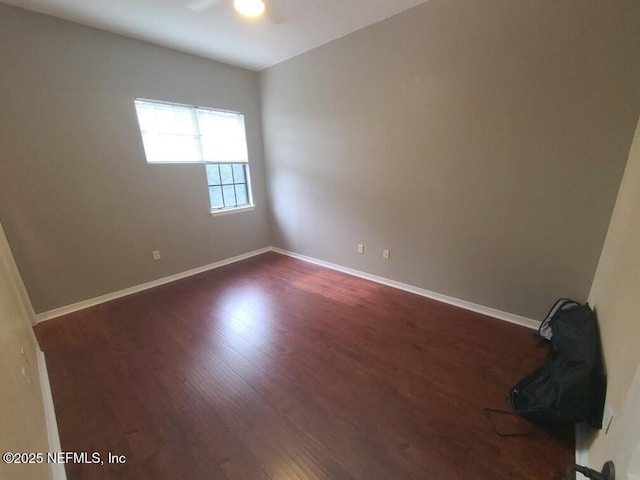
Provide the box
[233,0,265,18]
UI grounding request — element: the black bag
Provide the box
[509,303,606,428]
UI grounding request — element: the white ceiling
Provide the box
[2,0,430,71]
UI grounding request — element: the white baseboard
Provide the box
[36,245,541,328]
[35,247,272,323]
[37,350,67,480]
[271,247,540,330]
[575,423,590,479]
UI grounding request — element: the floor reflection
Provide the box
[214,286,275,362]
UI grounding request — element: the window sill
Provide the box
[209,205,255,217]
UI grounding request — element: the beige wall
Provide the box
[0,5,271,314]
[260,0,640,319]
[0,223,52,480]
[587,115,640,477]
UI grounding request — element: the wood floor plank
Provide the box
[34,252,573,480]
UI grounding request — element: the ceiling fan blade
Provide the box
[187,0,222,13]
[265,0,285,24]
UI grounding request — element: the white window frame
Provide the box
[205,163,255,217]
[133,98,254,216]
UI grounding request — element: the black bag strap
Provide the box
[483,408,535,437]
[538,298,581,340]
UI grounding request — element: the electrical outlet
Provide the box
[603,404,614,434]
[357,244,364,254]
[152,250,161,260]
[383,249,390,260]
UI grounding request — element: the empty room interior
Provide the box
[2,0,640,479]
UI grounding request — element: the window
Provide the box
[206,163,250,210]
[134,99,253,214]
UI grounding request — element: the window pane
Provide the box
[136,101,197,136]
[206,164,221,186]
[222,185,236,206]
[209,186,223,209]
[135,100,202,163]
[198,109,248,163]
[235,184,248,206]
[232,164,246,183]
[141,133,201,163]
[220,164,234,185]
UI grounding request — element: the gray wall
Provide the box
[260,0,640,319]
[0,5,271,313]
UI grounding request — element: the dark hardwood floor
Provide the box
[34,252,573,480]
